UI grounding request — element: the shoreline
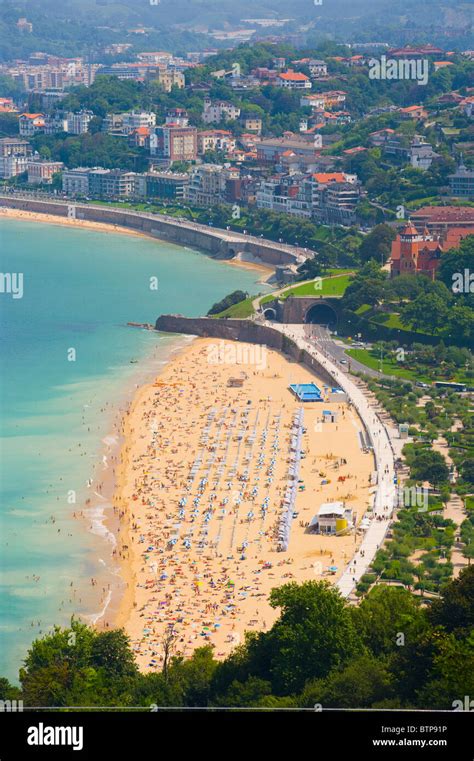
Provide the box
[0,206,274,281]
[79,334,198,631]
[111,337,375,668]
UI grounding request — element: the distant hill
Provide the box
[0,0,472,60]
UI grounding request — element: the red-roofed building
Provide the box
[128,126,150,148]
[411,206,474,234]
[391,222,443,279]
[0,98,17,113]
[277,70,312,89]
[434,61,454,71]
[343,146,367,155]
[390,214,474,279]
[19,113,45,137]
[398,105,428,120]
[388,45,444,58]
[312,172,347,183]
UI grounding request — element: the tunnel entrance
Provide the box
[304,303,338,327]
[263,307,277,321]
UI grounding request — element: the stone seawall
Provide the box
[155,315,336,387]
[0,197,298,267]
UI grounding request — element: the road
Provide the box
[304,324,399,380]
[0,191,313,265]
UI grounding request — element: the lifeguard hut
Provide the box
[308,502,354,535]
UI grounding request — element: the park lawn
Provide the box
[347,348,471,384]
[369,311,432,335]
[258,273,353,306]
[355,304,372,315]
[346,348,433,382]
[213,296,256,318]
[465,496,474,512]
[284,274,353,298]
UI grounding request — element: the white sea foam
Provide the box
[88,589,113,625]
[84,503,116,548]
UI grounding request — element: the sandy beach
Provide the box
[111,338,374,670]
[0,206,274,278]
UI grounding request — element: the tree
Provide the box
[400,293,449,334]
[352,585,424,656]
[19,619,138,707]
[300,655,395,708]
[253,581,363,694]
[90,629,137,678]
[428,566,474,634]
[161,627,179,683]
[438,235,474,309]
[207,290,248,315]
[213,676,272,707]
[0,677,22,701]
[460,458,474,486]
[0,112,19,136]
[343,277,385,310]
[409,448,450,487]
[358,223,396,265]
[415,633,474,709]
[296,257,324,280]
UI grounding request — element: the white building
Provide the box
[202,98,241,124]
[308,502,354,535]
[0,137,32,178]
[277,71,312,89]
[121,111,156,135]
[308,59,328,78]
[62,167,94,196]
[409,138,439,170]
[65,110,93,135]
[19,113,45,137]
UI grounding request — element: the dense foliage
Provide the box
[2,572,473,709]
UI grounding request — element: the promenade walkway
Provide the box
[268,322,397,597]
[0,192,312,265]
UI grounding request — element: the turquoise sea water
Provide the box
[0,218,267,681]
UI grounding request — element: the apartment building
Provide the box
[310,173,361,225]
[0,137,32,179]
[165,108,189,126]
[197,130,236,155]
[0,98,16,113]
[151,124,198,162]
[66,110,94,135]
[257,134,318,163]
[43,114,68,135]
[185,164,240,206]
[256,175,312,217]
[62,167,93,196]
[202,98,241,124]
[145,171,189,200]
[17,17,33,33]
[243,117,262,134]
[87,169,137,198]
[156,68,185,92]
[256,170,360,224]
[121,111,157,135]
[102,114,125,136]
[300,91,347,110]
[308,59,328,77]
[449,158,474,199]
